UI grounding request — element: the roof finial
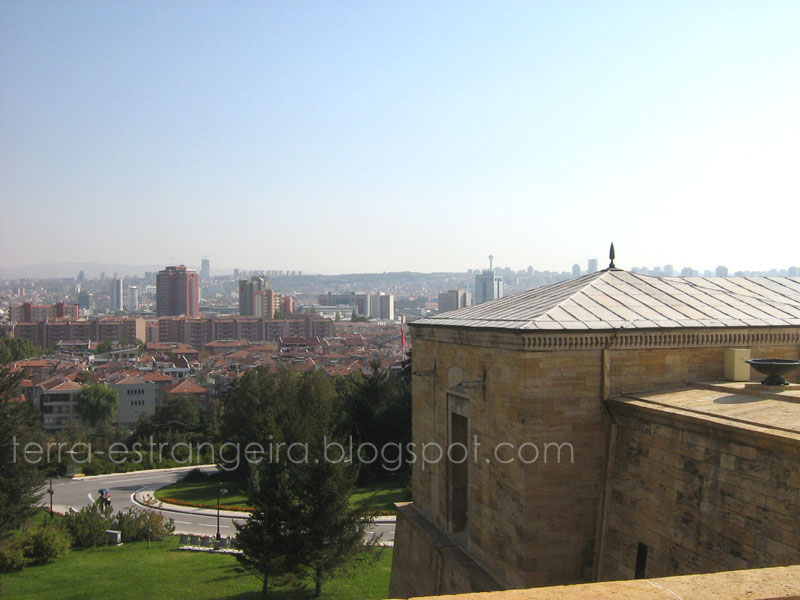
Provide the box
[609,243,616,269]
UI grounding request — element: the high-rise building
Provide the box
[474,256,503,305]
[110,278,124,312]
[78,292,92,311]
[280,295,295,315]
[572,264,581,278]
[201,258,210,279]
[588,258,599,273]
[716,265,729,277]
[126,286,139,312]
[379,294,395,320]
[438,290,472,313]
[239,276,281,318]
[156,265,199,317]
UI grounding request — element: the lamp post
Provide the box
[216,484,227,541]
[48,472,54,517]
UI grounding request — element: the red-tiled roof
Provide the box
[164,379,207,395]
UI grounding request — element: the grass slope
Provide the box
[1,536,392,600]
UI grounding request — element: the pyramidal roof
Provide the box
[414,270,800,331]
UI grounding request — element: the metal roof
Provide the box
[413,270,800,331]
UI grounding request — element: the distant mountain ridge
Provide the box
[0,262,175,279]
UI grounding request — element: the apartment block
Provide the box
[156,265,199,317]
[9,302,80,323]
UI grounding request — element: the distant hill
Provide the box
[0,262,167,279]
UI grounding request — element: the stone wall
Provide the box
[389,322,800,598]
[600,398,800,581]
[397,564,800,600]
[388,503,500,598]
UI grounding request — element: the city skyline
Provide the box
[2,2,799,273]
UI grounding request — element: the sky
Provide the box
[1,1,798,275]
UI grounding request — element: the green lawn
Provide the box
[348,480,410,514]
[154,473,252,510]
[0,536,393,600]
[156,473,410,514]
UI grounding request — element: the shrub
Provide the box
[182,468,209,483]
[0,541,26,573]
[19,524,71,565]
[63,504,111,548]
[110,508,174,543]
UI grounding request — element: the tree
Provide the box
[95,340,113,355]
[152,396,201,434]
[75,384,119,428]
[292,371,379,597]
[234,369,378,598]
[0,338,40,364]
[0,367,43,541]
[338,363,411,482]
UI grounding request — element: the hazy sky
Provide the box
[1,1,798,274]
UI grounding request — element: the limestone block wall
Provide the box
[388,503,501,599]
[600,402,800,581]
[394,324,800,598]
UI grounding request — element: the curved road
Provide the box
[43,467,395,543]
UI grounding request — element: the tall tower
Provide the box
[110,278,124,312]
[475,255,503,304]
[201,258,210,279]
[156,265,199,317]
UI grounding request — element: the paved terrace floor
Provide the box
[611,381,800,441]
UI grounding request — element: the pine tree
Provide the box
[233,369,379,598]
[0,367,44,540]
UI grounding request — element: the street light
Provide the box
[48,472,54,517]
[216,484,228,541]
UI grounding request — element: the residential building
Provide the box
[438,290,472,313]
[239,276,281,318]
[30,377,84,431]
[156,265,200,317]
[9,302,80,323]
[11,317,144,348]
[109,375,157,426]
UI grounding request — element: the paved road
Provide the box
[43,467,395,544]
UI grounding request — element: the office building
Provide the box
[588,258,599,273]
[201,258,210,279]
[475,257,503,305]
[156,265,200,317]
[438,290,472,313]
[110,278,124,312]
[319,292,371,316]
[126,286,139,312]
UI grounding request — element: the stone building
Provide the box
[389,268,800,597]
